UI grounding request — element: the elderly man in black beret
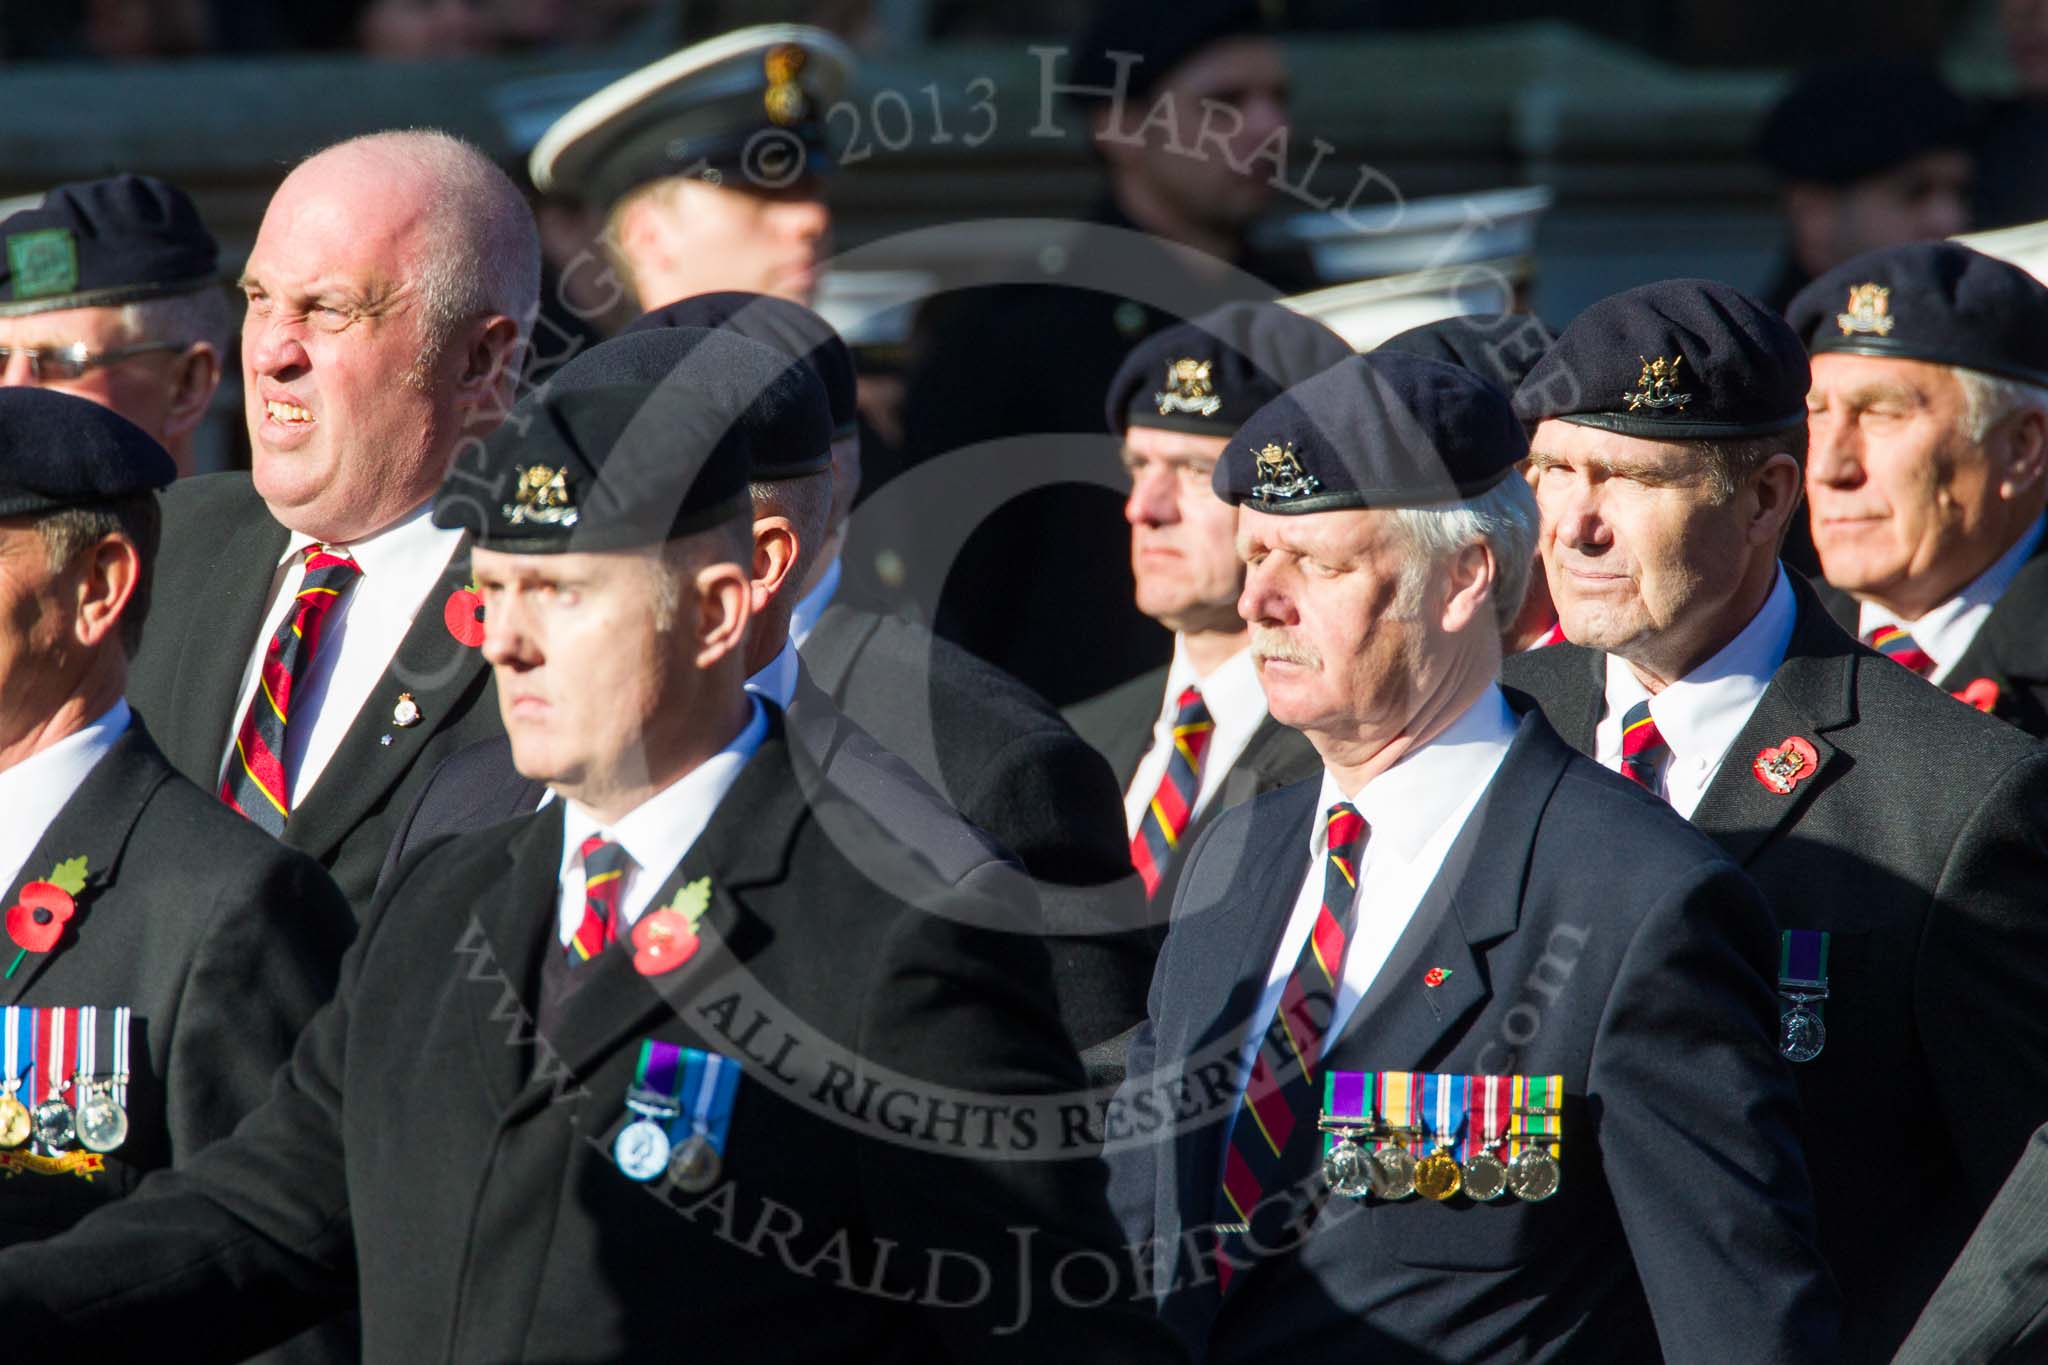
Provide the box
[1503,276,2048,1360]
[0,336,1185,1363]
[1113,351,1833,1364]
[0,175,232,476]
[0,390,353,1355]
[1065,302,1347,912]
[1787,241,2048,736]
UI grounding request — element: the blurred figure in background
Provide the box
[0,176,231,478]
[1754,60,1976,313]
[1977,0,2048,228]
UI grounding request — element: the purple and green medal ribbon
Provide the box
[632,1039,686,1113]
[1323,1069,1370,1159]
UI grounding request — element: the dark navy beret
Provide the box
[0,388,175,518]
[549,325,832,480]
[1216,352,1526,514]
[1786,242,2048,389]
[1377,313,1556,396]
[1068,0,1268,107]
[1513,279,1808,440]
[433,329,824,552]
[1756,61,1976,186]
[0,174,218,318]
[627,291,857,439]
[1105,301,1351,437]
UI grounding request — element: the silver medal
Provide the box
[1507,1147,1561,1202]
[31,1099,75,1151]
[668,1132,722,1193]
[1368,1145,1417,1200]
[1462,1150,1510,1202]
[75,1091,128,1154]
[1322,1136,1374,1199]
[613,1117,671,1182]
[1779,1002,1826,1063]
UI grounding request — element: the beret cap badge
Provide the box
[1836,283,1895,337]
[1624,355,1691,413]
[504,465,578,527]
[1252,441,1320,501]
[1155,357,1222,418]
[764,44,808,126]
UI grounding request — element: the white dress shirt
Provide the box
[0,700,130,892]
[1234,685,1517,1113]
[215,506,464,804]
[1856,513,2045,686]
[1123,637,1271,838]
[554,697,768,946]
[1595,566,1796,820]
[788,554,842,649]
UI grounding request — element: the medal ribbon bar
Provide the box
[676,1047,742,1156]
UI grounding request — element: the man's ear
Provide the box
[455,315,525,419]
[1438,541,1496,635]
[162,342,221,444]
[749,515,800,613]
[1996,407,2048,500]
[1747,451,1805,547]
[693,560,753,669]
[70,534,141,651]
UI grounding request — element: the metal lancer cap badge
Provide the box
[1837,283,1895,337]
[1154,357,1223,417]
[1251,441,1320,502]
[1624,355,1691,412]
[503,464,578,528]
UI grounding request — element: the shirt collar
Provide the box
[1164,635,1265,724]
[278,501,455,577]
[1857,513,2046,658]
[1313,685,1518,864]
[745,639,801,711]
[558,696,769,886]
[788,554,842,649]
[0,699,131,885]
[1607,565,1796,766]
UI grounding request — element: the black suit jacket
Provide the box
[1813,534,2048,736]
[0,714,1185,1363]
[126,473,502,912]
[803,598,1153,1050]
[1111,708,1835,1364]
[1504,572,2048,1361]
[1064,664,1321,910]
[1892,1120,2048,1365]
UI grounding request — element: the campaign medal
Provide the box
[613,1039,686,1183]
[71,1006,131,1155]
[1506,1074,1563,1203]
[1462,1074,1511,1202]
[1778,930,1830,1064]
[1412,1073,1466,1201]
[0,1008,33,1150]
[76,1086,126,1154]
[1318,1071,1377,1198]
[668,1048,742,1193]
[1368,1071,1421,1200]
[28,1005,78,1151]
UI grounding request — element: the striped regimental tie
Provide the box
[568,837,632,964]
[219,546,361,834]
[1617,699,1671,794]
[1129,686,1215,899]
[1864,624,1936,679]
[1215,802,1370,1292]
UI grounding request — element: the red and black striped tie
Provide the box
[1618,699,1670,793]
[1215,802,1369,1291]
[1130,687,1215,899]
[568,836,631,964]
[1864,624,1935,678]
[219,546,361,834]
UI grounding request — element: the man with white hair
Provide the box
[1505,277,2048,1360]
[124,129,539,910]
[1788,241,2048,735]
[1115,352,1834,1363]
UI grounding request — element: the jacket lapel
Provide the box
[285,546,493,862]
[1688,581,1857,869]
[156,517,289,785]
[1947,540,2048,688]
[2,723,176,1003]
[461,803,568,1115]
[797,600,883,699]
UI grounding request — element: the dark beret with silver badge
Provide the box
[1377,313,1556,397]
[0,174,218,317]
[1513,279,1808,439]
[1215,351,1527,514]
[434,328,828,552]
[1105,300,1352,437]
[1786,241,2048,390]
[529,24,853,208]
[1755,60,1977,187]
[0,388,175,517]
[628,291,857,440]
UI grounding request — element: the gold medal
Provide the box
[1414,1147,1463,1201]
[0,1093,29,1150]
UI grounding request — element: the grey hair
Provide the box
[116,283,236,359]
[311,130,541,365]
[1954,367,2048,443]
[1386,474,1539,633]
[750,472,833,595]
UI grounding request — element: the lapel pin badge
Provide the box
[444,581,485,648]
[1955,677,2001,714]
[1423,967,1452,988]
[391,692,422,729]
[5,855,86,978]
[632,876,712,977]
[1752,736,1818,795]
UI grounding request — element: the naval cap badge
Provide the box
[1836,283,1895,337]
[1624,355,1691,413]
[1155,357,1223,418]
[1251,441,1320,502]
[503,464,578,528]
[764,44,808,126]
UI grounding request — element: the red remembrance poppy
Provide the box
[6,882,74,955]
[444,587,485,648]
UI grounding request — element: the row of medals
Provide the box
[0,1078,128,1155]
[614,1088,720,1193]
[1320,1121,1560,1204]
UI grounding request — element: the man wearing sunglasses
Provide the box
[0,176,232,478]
